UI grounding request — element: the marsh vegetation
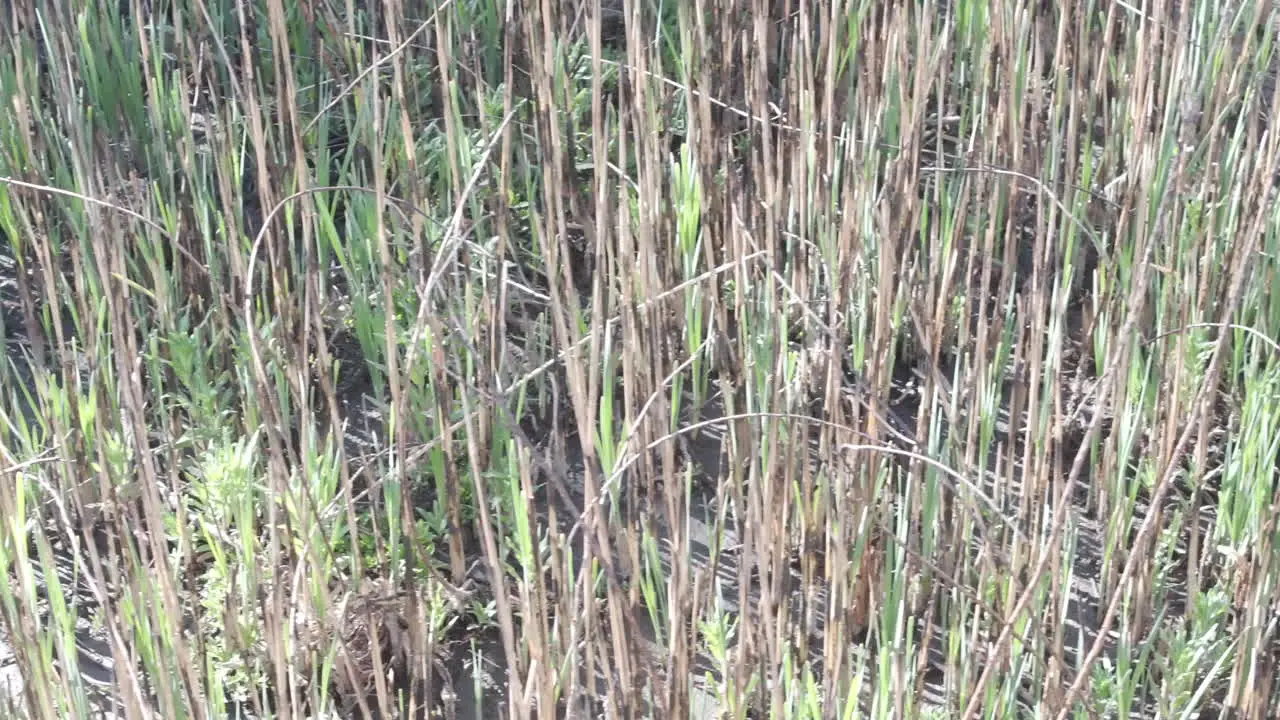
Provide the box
[0,0,1278,718]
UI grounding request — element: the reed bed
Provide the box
[0,0,1277,717]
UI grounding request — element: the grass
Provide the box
[0,0,1278,717]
